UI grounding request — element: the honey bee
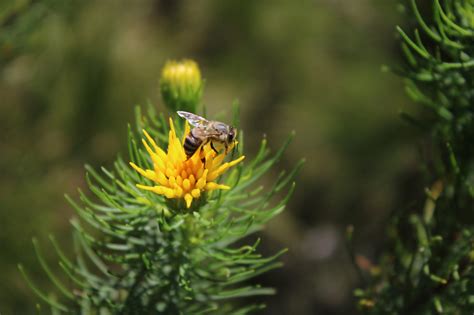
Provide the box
[177,111,237,158]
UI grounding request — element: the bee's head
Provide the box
[227,127,237,143]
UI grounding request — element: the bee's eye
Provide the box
[228,133,235,142]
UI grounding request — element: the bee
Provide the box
[177,111,237,158]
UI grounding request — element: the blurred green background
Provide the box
[0,0,422,314]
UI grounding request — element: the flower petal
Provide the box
[205,182,230,191]
[184,193,193,208]
[182,121,190,145]
[130,162,156,181]
[208,156,245,181]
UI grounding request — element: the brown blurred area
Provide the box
[0,1,422,314]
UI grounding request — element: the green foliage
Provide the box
[356,1,474,314]
[1,1,410,313]
[0,0,71,65]
[19,73,300,312]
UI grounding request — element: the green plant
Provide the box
[355,1,474,314]
[19,60,302,314]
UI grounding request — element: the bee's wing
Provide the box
[177,111,209,127]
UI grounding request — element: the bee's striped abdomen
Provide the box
[184,132,202,157]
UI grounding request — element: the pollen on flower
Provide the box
[130,118,244,209]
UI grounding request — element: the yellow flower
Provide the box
[130,118,244,209]
[160,59,203,112]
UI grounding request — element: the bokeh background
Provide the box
[0,1,423,314]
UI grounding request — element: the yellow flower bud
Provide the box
[160,59,203,112]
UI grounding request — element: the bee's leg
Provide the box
[210,141,218,154]
[230,142,237,159]
[200,141,207,164]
